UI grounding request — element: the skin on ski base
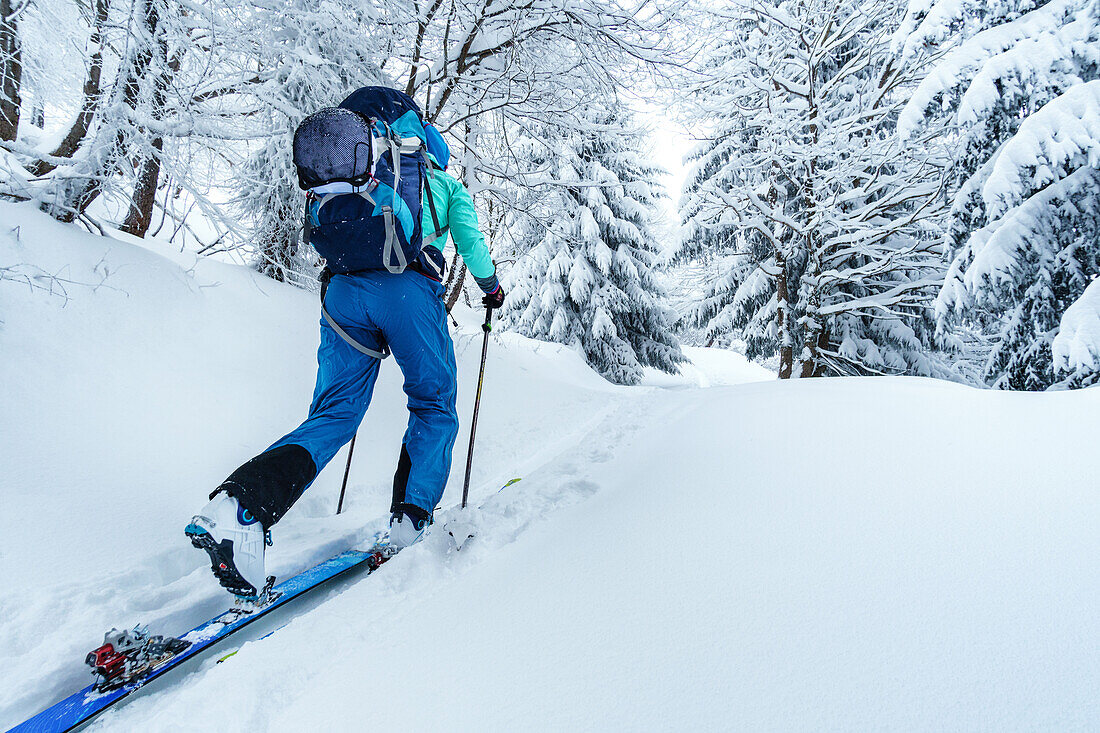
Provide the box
[9,549,380,733]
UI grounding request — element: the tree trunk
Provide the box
[0,0,23,142]
[55,0,160,223]
[443,116,477,312]
[122,27,180,238]
[776,250,793,379]
[799,318,825,378]
[461,117,479,193]
[32,0,108,176]
[799,237,823,378]
[800,325,827,376]
[800,56,822,379]
[121,136,164,236]
[445,259,467,312]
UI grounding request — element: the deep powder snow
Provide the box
[2,204,1097,731]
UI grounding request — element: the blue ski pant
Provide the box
[219,271,460,528]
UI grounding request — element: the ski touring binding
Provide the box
[366,544,399,571]
[85,625,191,692]
[224,576,280,620]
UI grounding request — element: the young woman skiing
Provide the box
[185,87,504,598]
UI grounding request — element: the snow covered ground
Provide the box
[2,203,1098,730]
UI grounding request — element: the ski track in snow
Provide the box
[0,204,764,729]
[5,204,1100,731]
[81,387,691,733]
[85,378,1100,732]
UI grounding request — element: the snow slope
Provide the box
[0,203,762,727]
[3,203,1099,730]
[91,378,1100,732]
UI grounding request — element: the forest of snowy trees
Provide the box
[1,0,1097,388]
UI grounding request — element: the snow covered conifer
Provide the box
[1053,277,1100,387]
[899,0,1100,388]
[678,0,949,378]
[676,35,763,351]
[499,111,685,385]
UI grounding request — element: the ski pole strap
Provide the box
[319,273,390,360]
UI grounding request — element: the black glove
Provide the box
[482,287,505,309]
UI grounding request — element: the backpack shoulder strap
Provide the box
[300,198,312,247]
[422,159,444,246]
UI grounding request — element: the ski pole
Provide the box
[336,434,356,514]
[461,306,493,509]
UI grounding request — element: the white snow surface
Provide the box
[2,203,1099,730]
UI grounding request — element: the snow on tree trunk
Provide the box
[0,0,22,142]
[775,250,794,380]
[122,9,181,238]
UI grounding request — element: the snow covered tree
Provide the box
[0,0,689,296]
[384,0,683,300]
[678,0,950,379]
[897,0,1100,389]
[227,0,387,285]
[29,0,212,226]
[209,0,679,286]
[0,0,257,244]
[499,110,685,385]
[0,0,391,271]
[1053,276,1100,387]
[676,33,760,350]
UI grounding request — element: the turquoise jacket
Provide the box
[421,167,499,293]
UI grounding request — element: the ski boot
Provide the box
[186,491,273,601]
[389,509,430,549]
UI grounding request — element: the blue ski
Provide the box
[10,478,523,733]
[9,546,390,733]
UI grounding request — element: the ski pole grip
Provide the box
[482,306,493,333]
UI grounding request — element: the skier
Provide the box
[186,87,505,598]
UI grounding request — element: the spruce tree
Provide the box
[676,33,768,351]
[499,111,685,385]
[899,0,1100,388]
[1053,277,1100,388]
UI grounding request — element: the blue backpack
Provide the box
[293,86,438,275]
